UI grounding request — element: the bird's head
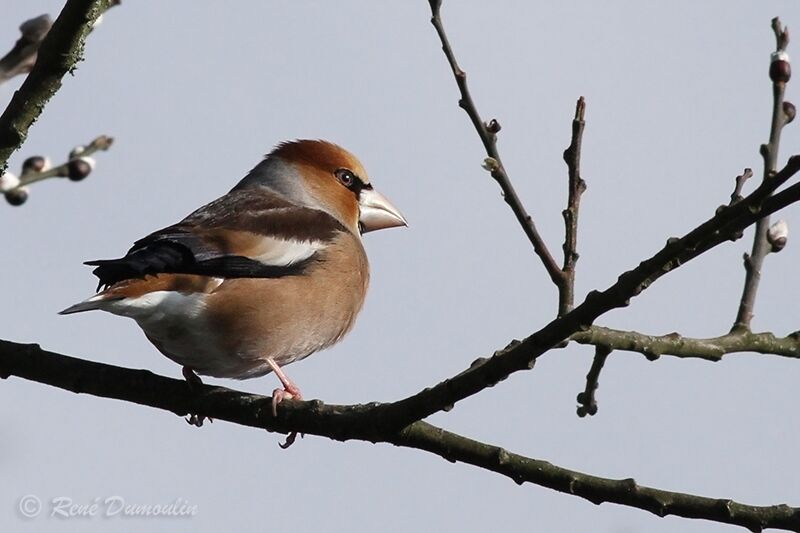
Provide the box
[236,139,407,235]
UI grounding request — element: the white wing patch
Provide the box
[250,237,326,267]
[103,290,209,322]
[77,279,223,320]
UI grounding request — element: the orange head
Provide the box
[235,139,406,235]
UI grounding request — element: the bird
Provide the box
[60,139,406,439]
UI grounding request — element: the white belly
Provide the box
[102,288,274,379]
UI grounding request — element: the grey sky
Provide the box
[2,2,800,532]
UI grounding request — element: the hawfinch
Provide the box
[61,139,406,429]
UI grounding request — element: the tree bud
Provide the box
[67,157,95,181]
[22,155,50,173]
[767,219,789,252]
[770,51,791,83]
[784,101,796,124]
[5,187,29,206]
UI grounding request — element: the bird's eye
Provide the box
[335,168,356,188]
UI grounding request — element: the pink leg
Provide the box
[182,366,213,427]
[266,358,303,415]
[266,358,303,449]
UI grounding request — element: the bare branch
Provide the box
[0,15,53,85]
[571,326,800,362]
[559,96,587,315]
[0,0,117,172]
[397,424,800,533]
[428,0,564,289]
[378,156,800,426]
[732,17,793,332]
[2,340,799,532]
[576,345,609,417]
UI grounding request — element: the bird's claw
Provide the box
[279,431,304,449]
[185,413,213,427]
[272,386,303,448]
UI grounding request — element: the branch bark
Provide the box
[2,340,799,532]
[0,0,115,171]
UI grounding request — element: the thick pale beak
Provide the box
[358,188,407,233]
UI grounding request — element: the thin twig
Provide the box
[576,345,610,417]
[17,135,113,188]
[0,0,117,172]
[730,168,754,205]
[428,0,563,288]
[732,18,792,333]
[0,135,113,206]
[1,341,799,532]
[0,15,53,85]
[559,97,587,315]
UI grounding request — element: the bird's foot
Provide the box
[267,358,303,416]
[182,366,213,427]
[271,385,303,448]
[270,384,303,417]
[266,358,304,448]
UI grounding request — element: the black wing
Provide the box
[87,190,346,289]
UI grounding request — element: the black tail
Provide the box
[85,244,189,289]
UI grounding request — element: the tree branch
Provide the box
[732,17,792,332]
[572,326,800,361]
[2,340,799,532]
[397,423,800,533]
[377,156,800,426]
[559,97,587,316]
[428,0,564,288]
[0,0,116,172]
